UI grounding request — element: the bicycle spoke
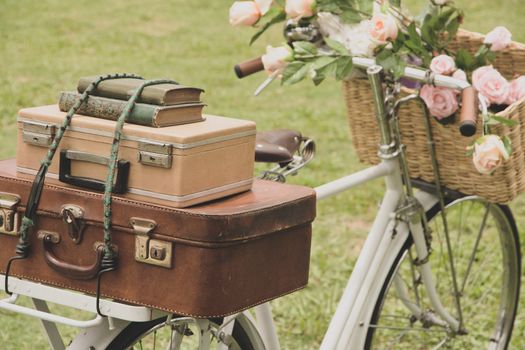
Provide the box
[367,198,519,349]
[461,203,490,293]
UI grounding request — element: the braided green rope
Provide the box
[18,73,143,244]
[102,79,179,257]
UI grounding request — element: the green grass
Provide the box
[1,0,525,348]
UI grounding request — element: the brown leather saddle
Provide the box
[255,129,302,164]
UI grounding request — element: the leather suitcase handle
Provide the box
[459,87,478,137]
[39,231,105,280]
[59,150,130,194]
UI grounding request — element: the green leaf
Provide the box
[249,8,286,45]
[389,0,401,7]
[312,56,338,82]
[491,115,519,127]
[293,41,318,57]
[455,48,475,72]
[312,56,338,70]
[324,38,349,55]
[335,56,353,80]
[282,61,310,85]
[340,10,362,24]
[356,0,373,15]
[503,135,512,156]
[376,50,406,80]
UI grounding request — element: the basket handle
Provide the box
[459,87,478,137]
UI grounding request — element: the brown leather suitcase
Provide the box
[0,159,316,317]
[16,105,256,208]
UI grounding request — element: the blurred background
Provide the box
[1,0,525,348]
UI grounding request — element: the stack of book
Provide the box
[58,76,205,127]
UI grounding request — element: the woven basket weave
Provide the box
[344,30,525,203]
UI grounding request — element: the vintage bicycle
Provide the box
[0,48,519,349]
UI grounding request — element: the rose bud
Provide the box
[285,0,316,18]
[484,26,512,52]
[229,1,262,27]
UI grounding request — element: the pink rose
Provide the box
[507,76,525,104]
[420,85,459,119]
[261,45,293,74]
[472,135,509,174]
[472,65,510,105]
[285,0,315,18]
[484,26,512,52]
[369,13,398,44]
[229,1,261,27]
[452,69,467,81]
[430,55,456,75]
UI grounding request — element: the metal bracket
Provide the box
[0,193,20,236]
[130,217,172,268]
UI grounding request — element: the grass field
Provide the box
[1,0,525,348]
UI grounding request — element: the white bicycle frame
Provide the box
[0,59,472,349]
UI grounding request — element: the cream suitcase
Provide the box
[16,105,256,207]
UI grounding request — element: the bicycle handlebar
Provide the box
[234,56,478,136]
[234,57,265,79]
[459,87,478,137]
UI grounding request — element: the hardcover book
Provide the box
[58,91,205,127]
[77,76,204,106]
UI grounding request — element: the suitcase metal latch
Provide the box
[131,217,172,268]
[60,204,86,244]
[22,120,56,147]
[137,140,173,169]
[0,193,20,236]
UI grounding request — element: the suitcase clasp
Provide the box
[60,204,86,244]
[0,193,20,236]
[131,217,172,268]
[22,121,56,147]
[137,140,173,169]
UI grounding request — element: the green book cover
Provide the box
[58,91,205,127]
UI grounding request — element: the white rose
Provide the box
[472,135,510,174]
[261,45,293,74]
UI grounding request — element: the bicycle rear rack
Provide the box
[0,274,167,326]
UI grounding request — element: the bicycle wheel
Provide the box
[365,196,521,349]
[107,313,266,349]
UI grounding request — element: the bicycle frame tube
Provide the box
[319,157,404,349]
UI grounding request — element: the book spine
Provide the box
[58,92,158,127]
[77,78,166,105]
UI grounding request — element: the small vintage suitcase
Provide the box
[16,105,256,208]
[0,159,316,317]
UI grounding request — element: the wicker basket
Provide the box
[344,30,525,203]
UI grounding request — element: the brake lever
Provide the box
[254,70,280,96]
